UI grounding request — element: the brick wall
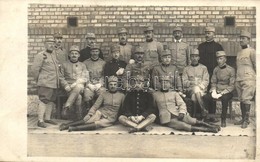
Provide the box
[28,4,256,94]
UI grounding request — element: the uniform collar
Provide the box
[160,89,169,92]
[55,45,62,50]
[206,39,215,43]
[146,38,153,42]
[241,44,250,49]
[90,57,99,62]
[219,64,227,69]
[69,60,79,64]
[191,63,199,67]
[162,63,170,67]
[112,58,119,63]
[174,39,182,43]
[119,42,127,46]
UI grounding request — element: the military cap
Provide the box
[216,51,226,57]
[90,43,100,50]
[85,33,96,39]
[173,27,182,32]
[111,44,120,52]
[161,49,171,57]
[118,28,128,34]
[144,25,154,32]
[205,26,215,32]
[159,76,171,82]
[69,45,80,52]
[45,36,55,42]
[108,76,118,83]
[190,49,199,55]
[135,75,145,82]
[134,46,145,54]
[240,30,251,39]
[54,32,63,38]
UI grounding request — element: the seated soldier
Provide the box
[59,45,89,120]
[104,44,127,89]
[153,76,220,133]
[151,49,182,91]
[182,49,209,120]
[59,76,125,131]
[83,43,106,104]
[203,51,235,127]
[118,75,156,133]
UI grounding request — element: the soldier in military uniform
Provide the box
[182,49,209,120]
[83,44,106,103]
[104,44,127,90]
[198,27,224,78]
[117,28,134,64]
[53,32,68,67]
[203,51,235,127]
[151,49,182,91]
[119,76,156,133]
[141,25,163,67]
[123,46,152,91]
[168,27,191,75]
[153,76,220,133]
[234,30,256,129]
[59,45,89,120]
[59,76,125,132]
[32,37,59,128]
[79,33,104,62]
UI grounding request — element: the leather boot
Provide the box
[191,126,219,133]
[59,120,85,131]
[234,103,245,125]
[241,104,250,129]
[196,120,221,131]
[221,118,226,127]
[75,105,83,120]
[68,123,96,132]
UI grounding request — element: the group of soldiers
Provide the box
[32,25,256,133]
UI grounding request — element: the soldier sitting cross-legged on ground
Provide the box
[59,76,125,132]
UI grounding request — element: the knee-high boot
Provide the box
[191,126,219,133]
[59,120,85,131]
[75,105,83,121]
[68,123,97,132]
[241,104,250,129]
[234,102,245,125]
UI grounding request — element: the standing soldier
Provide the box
[141,25,163,67]
[198,27,224,78]
[32,37,59,128]
[168,27,191,75]
[83,44,106,103]
[117,28,134,64]
[53,32,68,66]
[151,49,182,91]
[79,33,104,62]
[59,76,125,132]
[182,49,209,120]
[59,45,89,120]
[203,51,235,127]
[234,30,256,129]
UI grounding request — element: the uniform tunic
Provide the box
[104,59,127,77]
[53,46,68,66]
[32,50,60,89]
[119,43,134,63]
[121,91,155,118]
[151,64,182,90]
[83,58,106,84]
[141,39,163,66]
[79,46,104,62]
[198,41,223,76]
[168,40,190,74]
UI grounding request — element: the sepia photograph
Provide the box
[0,0,259,161]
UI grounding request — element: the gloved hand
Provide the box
[64,85,71,92]
[70,82,77,88]
[215,93,222,99]
[116,68,125,75]
[211,90,218,99]
[135,115,145,123]
[178,113,185,121]
[129,59,135,64]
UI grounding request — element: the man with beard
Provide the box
[153,76,220,133]
[123,46,151,91]
[59,76,125,132]
[234,30,256,129]
[168,27,191,75]
[117,28,134,64]
[83,43,106,104]
[32,37,59,128]
[53,32,68,66]
[79,33,104,62]
[141,25,163,67]
[182,49,209,120]
[203,51,235,127]
[59,45,89,120]
[119,75,156,133]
